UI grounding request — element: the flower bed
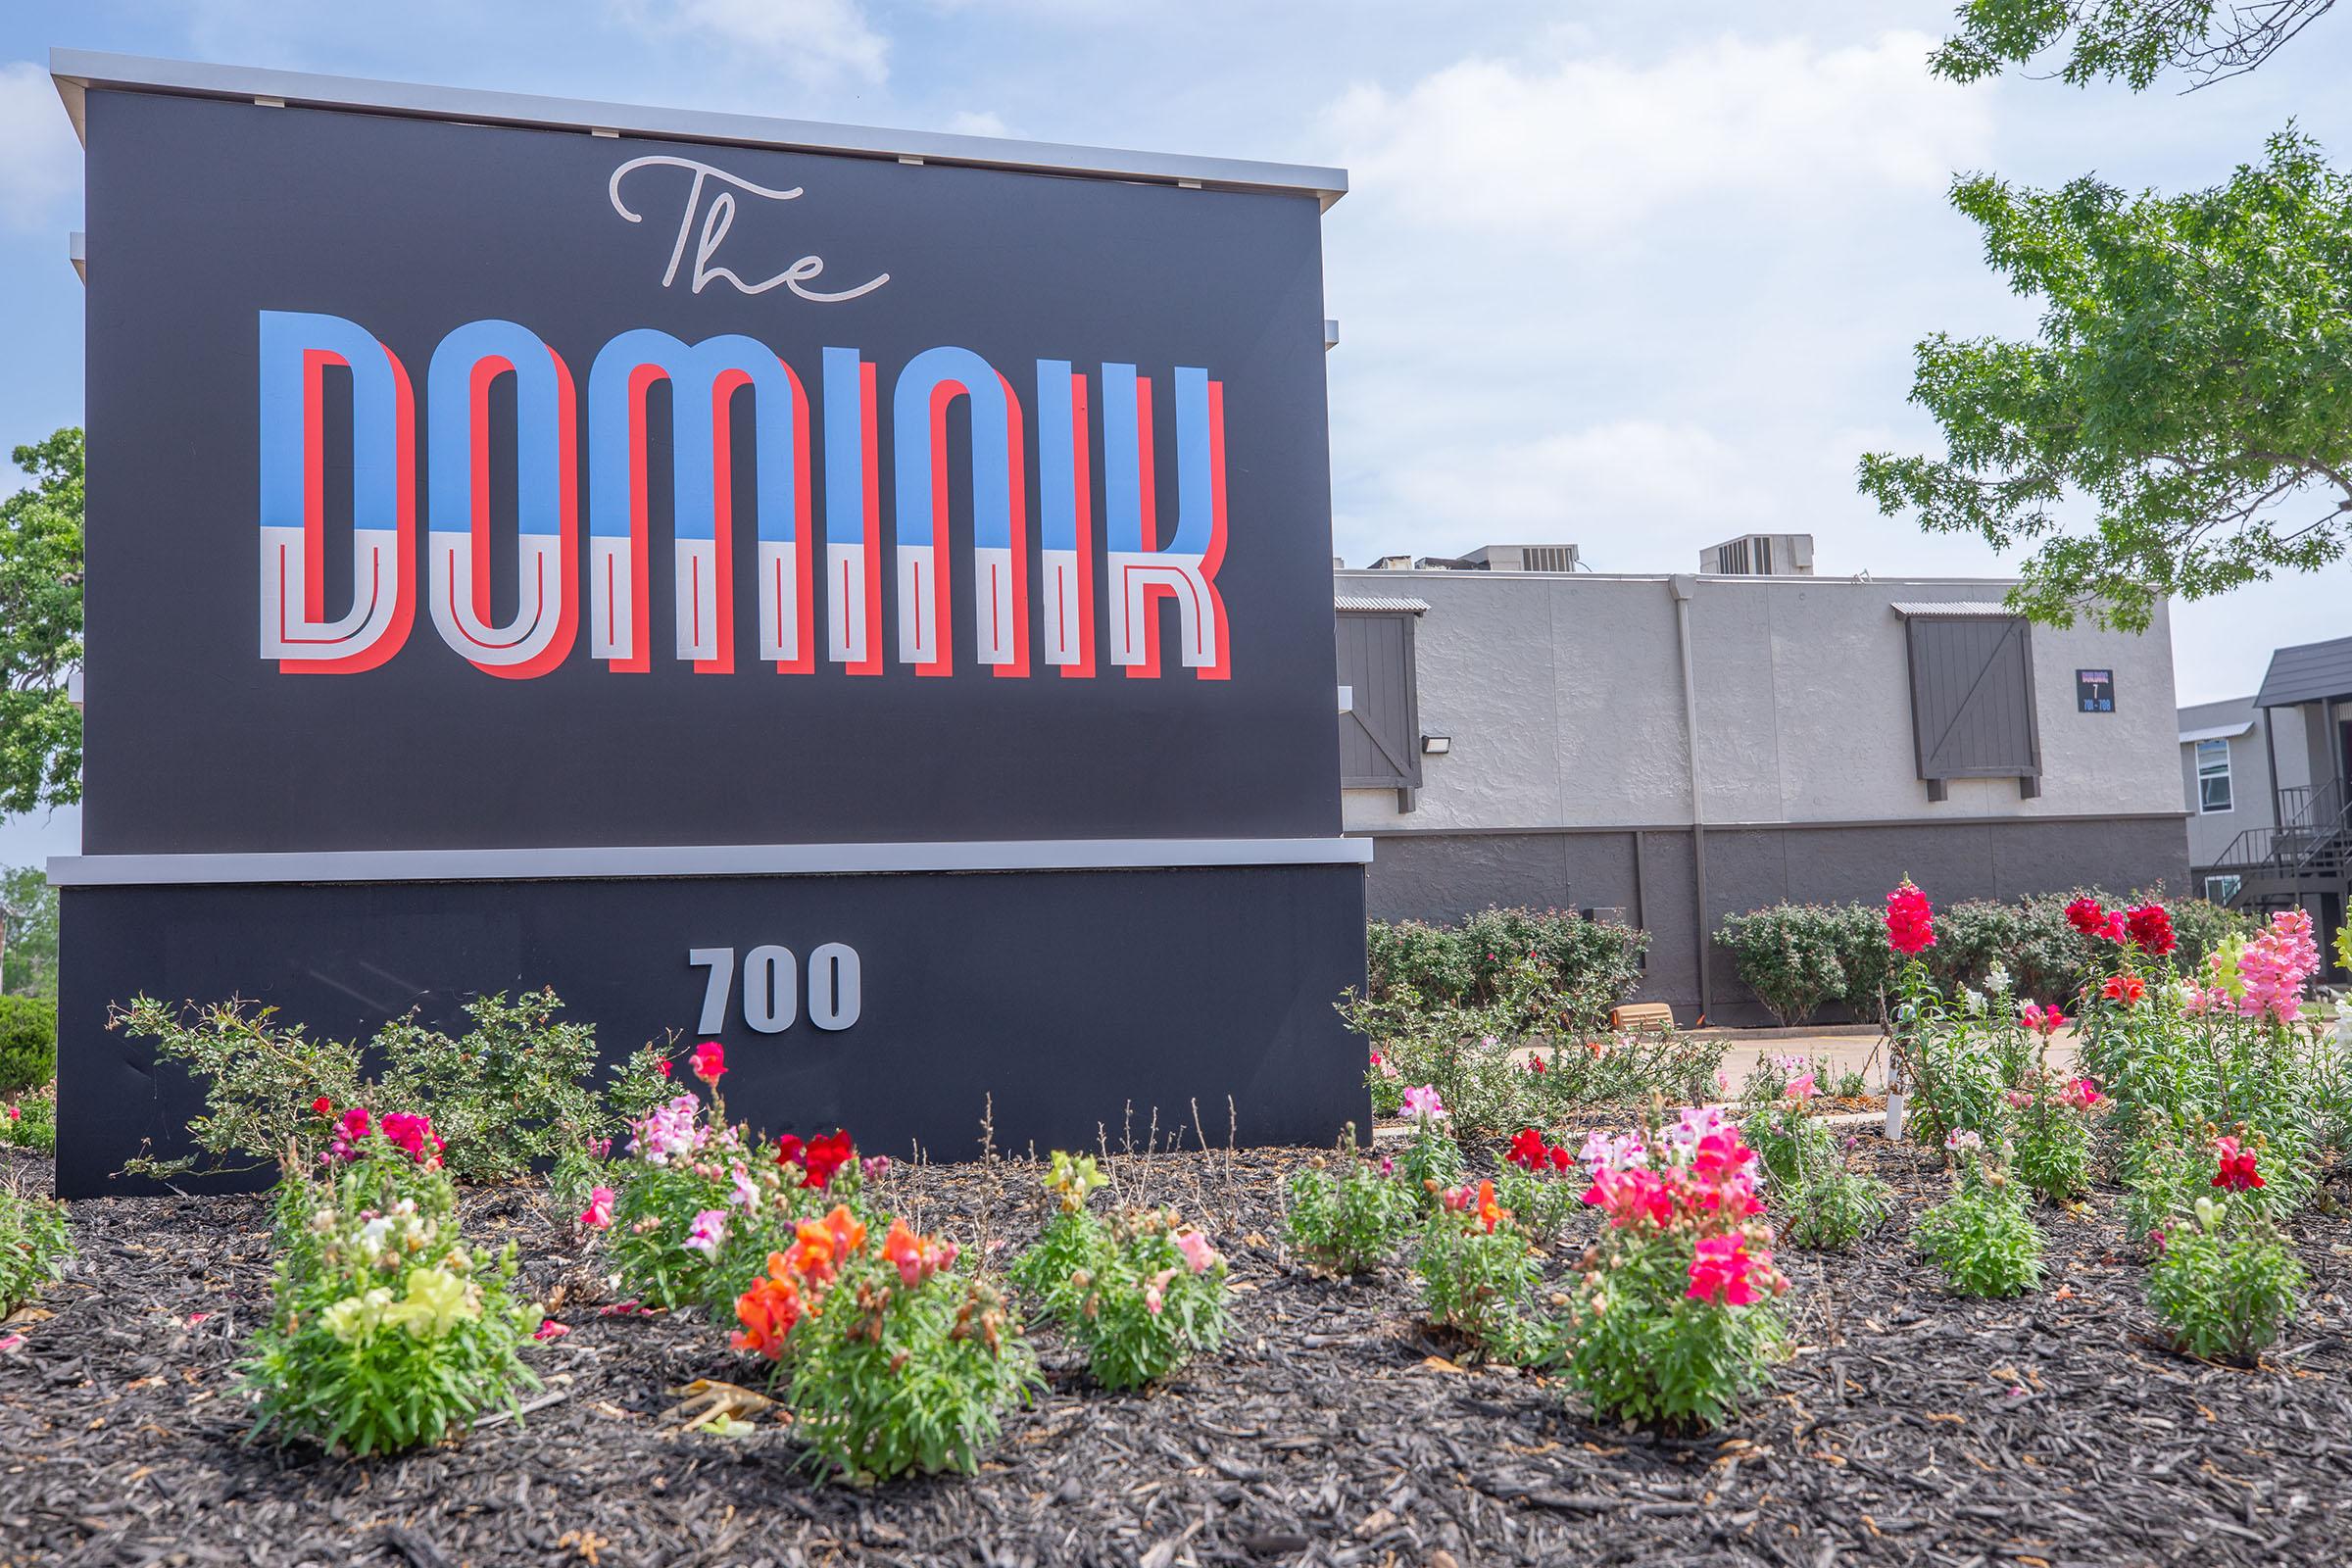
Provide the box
[3,1135,2348,1565]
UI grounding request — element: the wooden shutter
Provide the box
[1336,611,1422,789]
[1903,614,2041,785]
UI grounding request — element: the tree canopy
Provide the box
[1859,132,2352,631]
[0,428,84,814]
[1933,1,2337,90]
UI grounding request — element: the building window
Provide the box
[2195,738,2232,813]
[2204,874,2241,905]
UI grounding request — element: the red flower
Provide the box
[2066,897,2128,943]
[798,1129,857,1190]
[690,1040,727,1085]
[2211,1136,2265,1192]
[311,1096,333,1118]
[1506,1127,1549,1171]
[1885,882,1936,956]
[2100,973,2145,1007]
[1526,1055,1545,1075]
[2125,903,2176,956]
[655,1057,673,1078]
[1547,1144,1574,1171]
[773,1133,805,1168]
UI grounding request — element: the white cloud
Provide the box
[0,62,78,234]
[1323,30,1991,236]
[616,0,890,86]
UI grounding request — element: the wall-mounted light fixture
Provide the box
[1421,734,1450,755]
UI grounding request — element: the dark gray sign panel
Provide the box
[56,59,1365,1193]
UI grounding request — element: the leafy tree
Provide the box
[1859,131,2352,630]
[1,866,58,999]
[0,429,83,813]
[1933,1,2338,89]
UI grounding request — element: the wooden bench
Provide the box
[1609,1002,1677,1034]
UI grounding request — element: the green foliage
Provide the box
[1055,1209,1230,1391]
[0,430,83,815]
[1859,131,2352,631]
[1364,906,1649,1037]
[0,1181,72,1314]
[1009,1157,1228,1391]
[1,866,58,999]
[1716,906,1847,1026]
[2145,1196,2306,1362]
[1915,1175,2044,1298]
[114,990,655,1184]
[1352,933,1712,1135]
[785,1266,1038,1482]
[1744,1102,1891,1251]
[1492,1162,1585,1250]
[0,995,55,1095]
[1283,1140,1413,1275]
[1,1080,55,1152]
[1554,1234,1788,1431]
[114,997,368,1180]
[376,990,609,1185]
[1395,1116,1465,1201]
[1412,1200,1540,1358]
[2014,1082,2097,1203]
[241,1134,539,1456]
[1931,0,2333,90]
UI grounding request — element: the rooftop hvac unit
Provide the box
[1700,533,1814,576]
[1420,543,1579,572]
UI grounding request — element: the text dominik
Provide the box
[258,312,1232,681]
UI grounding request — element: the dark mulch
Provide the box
[2,1133,2348,1568]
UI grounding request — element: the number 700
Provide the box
[688,944,862,1034]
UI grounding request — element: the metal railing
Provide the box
[2211,777,2349,876]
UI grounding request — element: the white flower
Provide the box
[1961,986,1985,1016]
[1984,962,2011,995]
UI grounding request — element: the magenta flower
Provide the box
[684,1208,728,1253]
[578,1185,616,1230]
[1399,1085,1448,1124]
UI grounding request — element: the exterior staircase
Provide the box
[2211,778,2352,914]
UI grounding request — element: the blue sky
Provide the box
[3,1,2349,863]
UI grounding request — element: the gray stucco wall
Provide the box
[1339,566,2191,1025]
[2179,696,2306,873]
[1340,570,2186,833]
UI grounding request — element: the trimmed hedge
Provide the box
[1715,888,2244,1025]
[0,995,57,1095]
[1366,906,1649,1038]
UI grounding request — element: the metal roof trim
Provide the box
[2252,633,2352,709]
[1334,595,1431,614]
[2179,722,2254,745]
[48,48,1348,208]
[1889,601,2018,618]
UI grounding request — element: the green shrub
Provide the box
[0,1182,72,1314]
[241,1131,540,1456]
[1716,906,1846,1026]
[1914,1158,2043,1298]
[1743,1101,1889,1250]
[0,996,56,1095]
[2145,1196,2304,1363]
[1412,1183,1540,1358]
[114,989,660,1184]
[773,1235,1039,1482]
[1,1081,56,1152]
[1009,1153,1228,1391]
[1365,906,1648,1037]
[1284,1139,1413,1275]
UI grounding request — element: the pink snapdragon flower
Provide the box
[2059,1077,2104,1111]
[1174,1229,1220,1275]
[578,1185,616,1230]
[1686,1233,1766,1305]
[630,1094,703,1165]
[2232,909,2322,1021]
[1399,1085,1448,1125]
[684,1208,729,1253]
[1784,1073,1817,1102]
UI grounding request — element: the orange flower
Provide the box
[731,1257,804,1359]
[882,1218,956,1287]
[1473,1178,1505,1234]
[782,1204,868,1285]
[2100,973,2146,1006]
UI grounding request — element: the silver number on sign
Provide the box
[808,942,861,1030]
[743,945,799,1034]
[688,947,736,1034]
